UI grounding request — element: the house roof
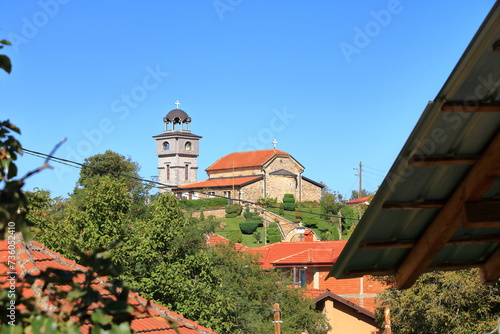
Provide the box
[248,240,347,269]
[330,2,500,290]
[206,149,291,171]
[174,175,263,190]
[344,195,371,206]
[312,291,375,320]
[206,235,346,269]
[0,235,217,334]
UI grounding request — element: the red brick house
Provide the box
[0,235,217,334]
[245,239,386,312]
[208,234,385,333]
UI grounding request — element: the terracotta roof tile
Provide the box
[0,234,217,334]
[207,234,347,269]
[176,176,262,190]
[344,195,371,205]
[247,240,347,269]
[206,149,290,171]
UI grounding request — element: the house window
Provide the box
[163,141,170,150]
[293,268,307,287]
[185,141,192,151]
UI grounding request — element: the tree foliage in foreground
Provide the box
[376,269,500,334]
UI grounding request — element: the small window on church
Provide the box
[163,142,170,150]
[185,141,192,151]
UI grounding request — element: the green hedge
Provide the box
[227,230,243,243]
[268,235,281,244]
[178,197,227,210]
[252,215,263,221]
[225,204,242,215]
[303,218,318,228]
[225,213,238,218]
[282,194,296,211]
[239,221,259,234]
[267,227,281,236]
[317,221,332,232]
[243,208,253,220]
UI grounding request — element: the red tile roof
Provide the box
[206,149,290,171]
[175,176,262,190]
[0,235,217,334]
[207,235,347,270]
[247,240,347,269]
[344,195,371,206]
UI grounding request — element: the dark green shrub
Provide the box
[317,221,332,232]
[178,197,227,210]
[199,210,205,221]
[282,194,296,211]
[243,207,253,220]
[303,218,318,228]
[253,231,262,243]
[268,235,281,244]
[251,215,263,222]
[239,221,259,234]
[225,204,242,215]
[225,213,238,218]
[267,227,281,236]
[269,222,278,229]
[227,230,243,243]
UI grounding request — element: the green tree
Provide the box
[376,269,500,334]
[25,188,78,255]
[320,190,344,215]
[350,188,371,200]
[76,150,150,220]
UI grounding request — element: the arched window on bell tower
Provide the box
[163,141,170,150]
[185,141,192,151]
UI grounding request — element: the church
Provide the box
[154,104,324,203]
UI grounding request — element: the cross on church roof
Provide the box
[174,100,180,109]
[272,139,278,149]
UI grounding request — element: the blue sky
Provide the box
[1,0,496,199]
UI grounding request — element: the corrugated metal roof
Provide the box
[330,1,500,289]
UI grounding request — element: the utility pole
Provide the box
[354,161,363,199]
[273,303,282,334]
[384,307,392,334]
[337,211,342,240]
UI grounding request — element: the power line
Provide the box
[22,147,360,222]
[363,164,387,174]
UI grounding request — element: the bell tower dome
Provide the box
[153,101,202,192]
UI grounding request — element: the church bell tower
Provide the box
[153,101,202,192]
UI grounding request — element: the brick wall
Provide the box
[312,267,387,312]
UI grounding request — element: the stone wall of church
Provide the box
[207,167,262,179]
[301,179,322,202]
[240,179,265,203]
[265,156,303,174]
[266,174,298,202]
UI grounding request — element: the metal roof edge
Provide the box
[329,101,438,279]
[436,1,500,100]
